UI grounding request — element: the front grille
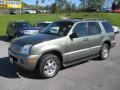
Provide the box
[10,44,21,54]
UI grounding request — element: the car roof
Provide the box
[61,18,108,23]
[9,21,29,24]
[44,21,52,23]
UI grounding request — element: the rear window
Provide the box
[15,22,33,28]
[102,22,114,33]
[36,23,50,28]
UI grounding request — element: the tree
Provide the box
[56,0,68,12]
[118,1,120,8]
[80,0,87,8]
[65,2,71,13]
[112,1,117,10]
[51,3,59,13]
[71,3,76,12]
[80,0,105,10]
[112,0,120,10]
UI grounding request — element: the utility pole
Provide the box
[20,0,22,14]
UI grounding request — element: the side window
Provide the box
[88,22,101,35]
[73,23,87,37]
[102,22,114,33]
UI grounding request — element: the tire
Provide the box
[6,31,11,40]
[36,54,60,79]
[7,35,12,40]
[99,44,109,60]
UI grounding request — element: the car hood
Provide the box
[12,33,62,46]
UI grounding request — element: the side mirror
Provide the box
[70,33,79,38]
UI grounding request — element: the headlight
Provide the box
[20,45,32,55]
[19,30,38,35]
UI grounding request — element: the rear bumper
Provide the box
[111,40,116,48]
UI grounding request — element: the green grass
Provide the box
[62,12,120,27]
[0,14,60,36]
[0,13,120,36]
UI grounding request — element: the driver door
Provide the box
[67,22,90,62]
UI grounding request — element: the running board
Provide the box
[63,54,99,67]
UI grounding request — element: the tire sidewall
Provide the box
[100,44,109,60]
[38,54,60,79]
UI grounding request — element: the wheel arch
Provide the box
[36,50,63,69]
[103,40,111,49]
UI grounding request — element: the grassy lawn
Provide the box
[62,12,120,27]
[0,14,59,36]
[0,13,120,36]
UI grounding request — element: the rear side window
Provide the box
[88,22,101,35]
[102,22,114,33]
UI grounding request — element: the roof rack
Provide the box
[70,18,106,21]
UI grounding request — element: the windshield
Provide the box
[40,21,74,36]
[15,22,33,28]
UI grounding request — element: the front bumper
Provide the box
[8,48,40,71]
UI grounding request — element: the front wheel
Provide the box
[36,54,60,79]
[99,44,110,60]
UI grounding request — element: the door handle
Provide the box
[83,38,88,41]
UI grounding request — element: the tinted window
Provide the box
[88,22,101,35]
[102,22,113,33]
[73,23,87,37]
[36,23,50,28]
[15,22,32,28]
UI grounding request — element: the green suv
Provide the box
[8,19,116,78]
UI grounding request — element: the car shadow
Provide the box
[0,57,41,79]
[0,57,19,78]
[0,36,10,42]
[18,60,89,79]
[61,57,102,70]
[17,67,41,79]
[61,60,89,70]
[0,57,100,79]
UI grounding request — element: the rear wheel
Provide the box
[99,44,109,60]
[36,54,60,79]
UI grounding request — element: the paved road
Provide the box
[0,34,120,90]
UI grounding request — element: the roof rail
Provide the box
[70,18,105,20]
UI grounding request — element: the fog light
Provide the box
[27,59,36,64]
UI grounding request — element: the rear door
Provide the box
[67,22,90,62]
[87,22,103,55]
